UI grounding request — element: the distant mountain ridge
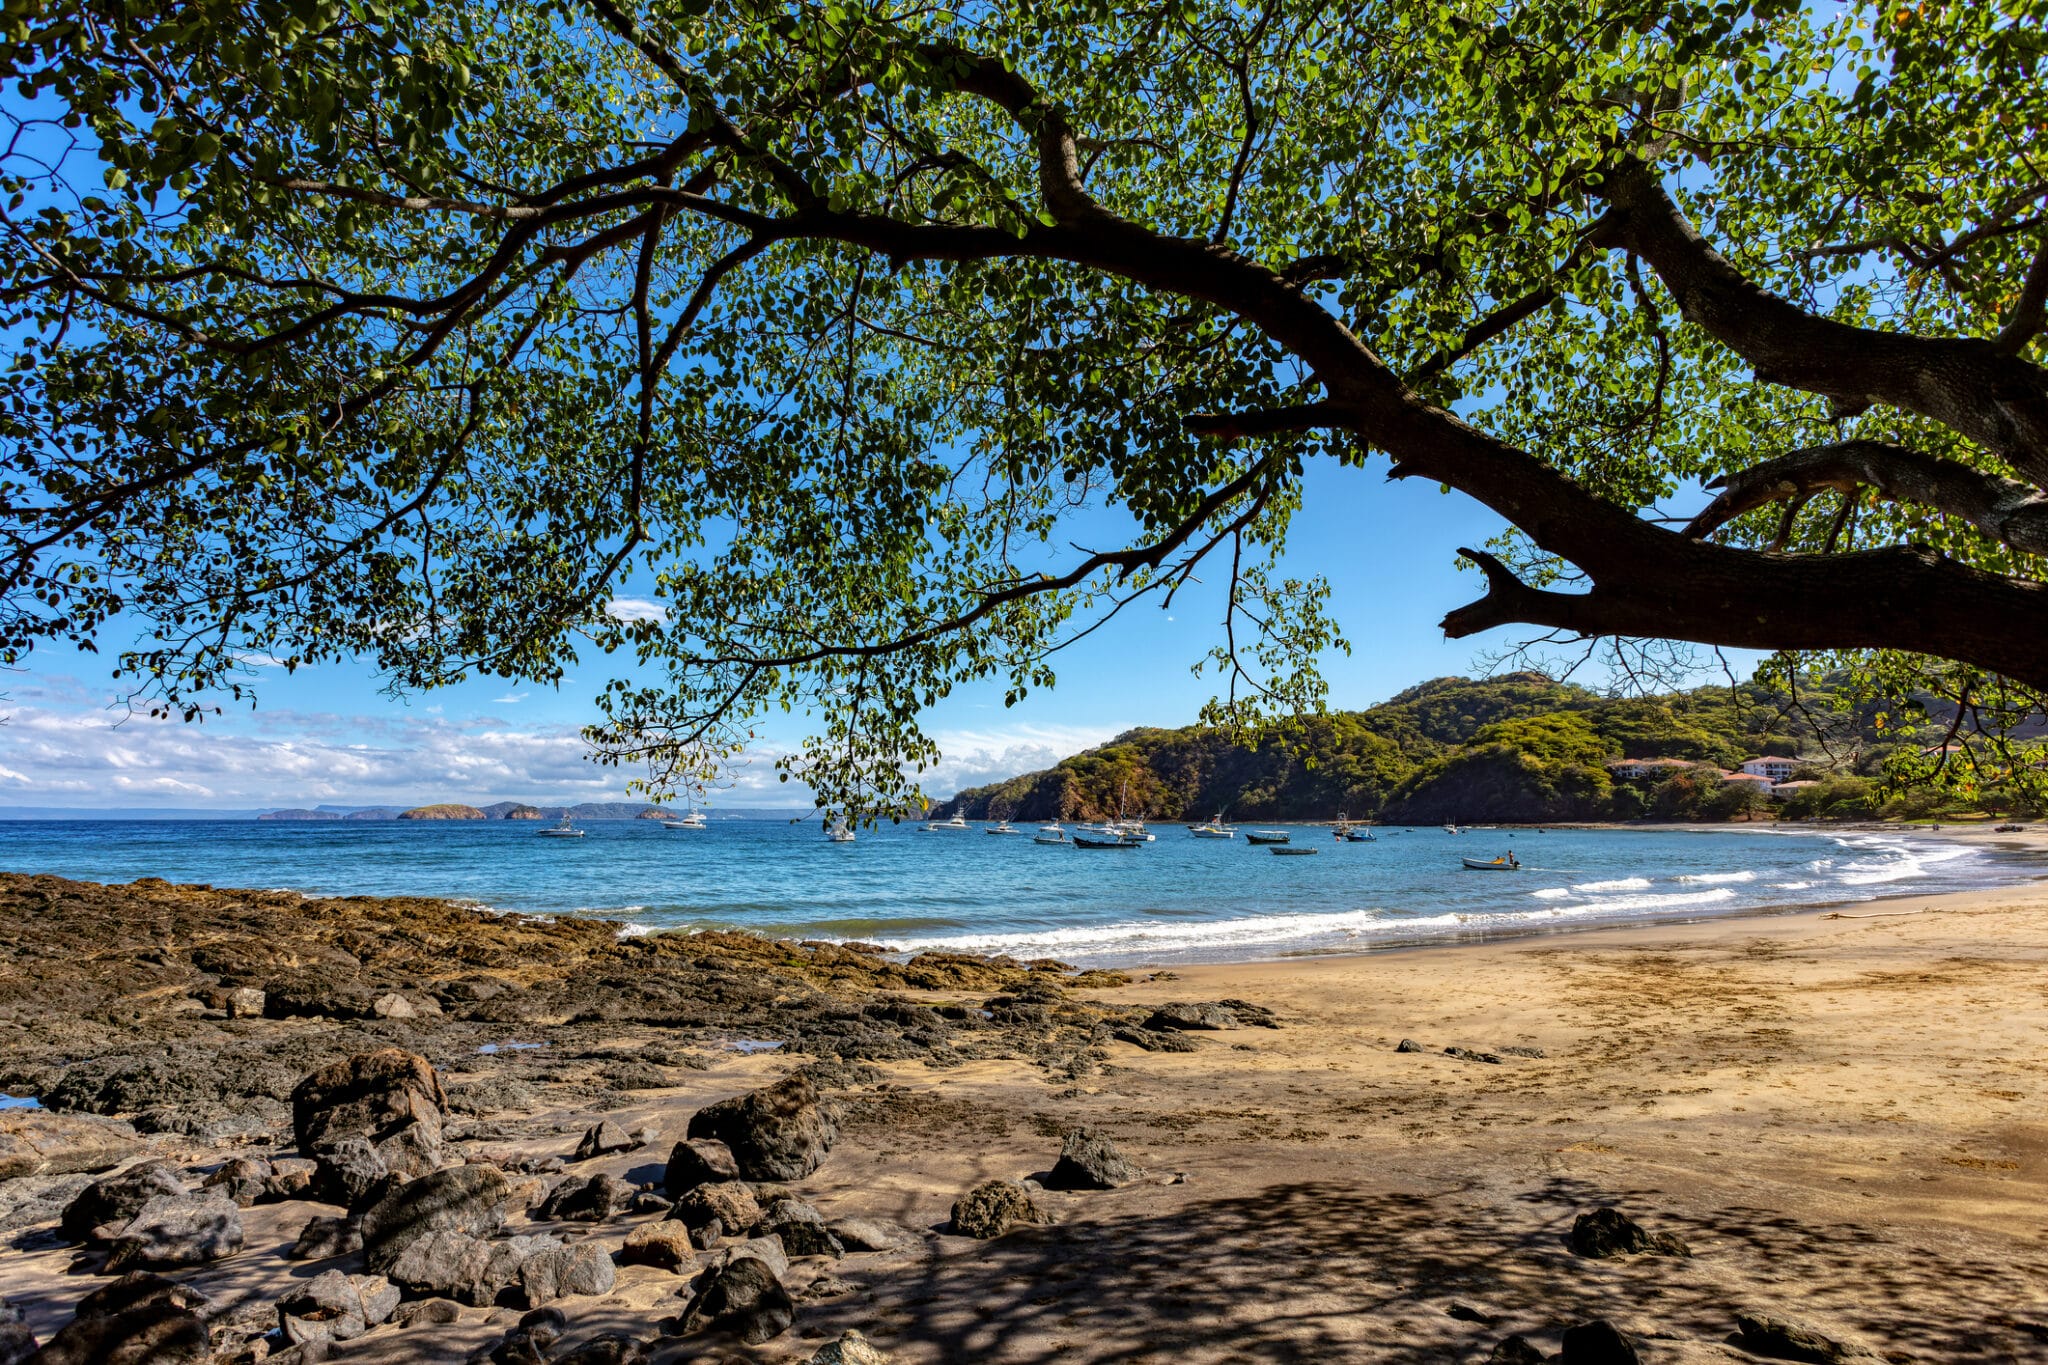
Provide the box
[258,801,672,822]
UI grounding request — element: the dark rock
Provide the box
[59,1161,185,1243]
[704,1234,789,1281]
[1110,1026,1201,1053]
[445,1079,539,1116]
[0,1109,142,1182]
[1499,1045,1546,1058]
[262,1161,318,1203]
[662,1137,740,1195]
[688,1218,723,1250]
[277,1269,369,1345]
[1446,1301,1498,1325]
[1734,1311,1879,1362]
[1444,1046,1502,1064]
[680,1256,794,1344]
[385,1229,557,1307]
[28,1305,209,1364]
[263,971,376,1021]
[1560,1319,1640,1364]
[1143,1002,1239,1031]
[950,1179,1049,1238]
[573,1120,641,1161]
[311,1137,392,1210]
[393,1298,463,1327]
[103,1191,244,1271]
[537,1173,634,1222]
[73,1272,213,1321]
[801,1332,890,1364]
[666,1180,761,1233]
[1567,1207,1691,1259]
[0,1321,32,1365]
[289,1214,363,1261]
[685,1074,835,1182]
[552,1334,651,1365]
[828,1216,911,1252]
[626,1191,672,1215]
[1487,1336,1544,1364]
[290,1048,447,1178]
[519,1241,616,1306]
[202,1155,273,1207]
[758,1199,843,1258]
[1394,1038,1426,1053]
[1045,1127,1140,1190]
[360,1164,512,1272]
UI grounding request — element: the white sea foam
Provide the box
[1530,888,1572,900]
[1572,877,1652,893]
[615,923,656,940]
[1832,839,1978,886]
[1676,870,1756,884]
[1770,881,1813,891]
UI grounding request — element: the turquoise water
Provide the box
[0,819,2037,966]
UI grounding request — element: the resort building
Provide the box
[1739,756,1801,783]
[1607,757,1706,780]
[1769,779,1820,799]
[1723,772,1775,789]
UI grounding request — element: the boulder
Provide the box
[360,1164,512,1272]
[1487,1337,1544,1364]
[663,1137,740,1196]
[680,1256,794,1344]
[626,1191,672,1215]
[1394,1038,1427,1053]
[1044,1127,1140,1190]
[828,1217,912,1252]
[1560,1319,1640,1365]
[370,992,421,1019]
[74,1272,214,1321]
[685,1075,835,1182]
[573,1120,641,1162]
[277,1269,370,1345]
[202,1156,273,1208]
[619,1220,697,1270]
[392,1298,462,1327]
[805,1331,891,1365]
[518,1242,616,1306]
[1143,1002,1239,1031]
[667,1180,761,1234]
[950,1180,1049,1238]
[758,1199,842,1258]
[703,1233,789,1280]
[385,1228,558,1307]
[0,1321,32,1365]
[23,1304,208,1365]
[59,1161,185,1243]
[289,1214,363,1261]
[553,1334,651,1365]
[0,1109,142,1182]
[536,1173,634,1222]
[262,1158,318,1203]
[1567,1207,1691,1259]
[224,987,266,1018]
[290,1048,447,1177]
[103,1191,244,1271]
[1734,1311,1880,1362]
[311,1136,392,1210]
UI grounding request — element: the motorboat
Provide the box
[1074,834,1140,849]
[825,818,855,842]
[663,808,708,830]
[922,813,971,831]
[1107,820,1155,841]
[1345,829,1378,842]
[536,817,584,839]
[986,820,1023,835]
[1462,854,1522,871]
[1443,823,1462,834]
[1033,822,1070,845]
[1246,830,1291,845]
[1189,813,1236,839]
[1271,845,1319,856]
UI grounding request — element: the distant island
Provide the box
[935,673,2026,826]
[258,801,671,822]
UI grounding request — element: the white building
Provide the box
[1607,757,1703,781]
[1739,756,1800,784]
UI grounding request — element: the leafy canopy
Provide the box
[1,0,2044,811]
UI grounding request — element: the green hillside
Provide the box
[935,674,2030,825]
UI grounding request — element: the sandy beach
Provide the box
[2,857,2046,1363]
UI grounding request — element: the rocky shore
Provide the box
[2,871,2044,1362]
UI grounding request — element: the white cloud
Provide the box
[490,691,529,705]
[606,597,668,623]
[918,722,1117,797]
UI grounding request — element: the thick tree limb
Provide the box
[1595,161,2048,486]
[1683,439,2048,556]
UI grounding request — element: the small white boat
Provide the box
[922,812,971,832]
[1462,854,1522,871]
[1106,820,1155,841]
[536,817,584,839]
[826,817,855,843]
[1443,823,1461,835]
[663,809,708,830]
[1033,822,1070,845]
[986,820,1023,835]
[1189,813,1236,839]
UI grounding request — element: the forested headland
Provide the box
[935,674,2036,826]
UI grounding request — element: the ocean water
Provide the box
[0,819,2037,967]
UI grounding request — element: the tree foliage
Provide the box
[1,0,2045,811]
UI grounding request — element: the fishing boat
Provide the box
[1189,813,1236,839]
[1246,830,1291,846]
[922,813,971,832]
[986,820,1022,835]
[536,817,584,839]
[1443,822,1462,834]
[1033,822,1070,845]
[663,808,708,830]
[825,817,855,843]
[1333,811,1351,840]
[1345,828,1378,842]
[1462,854,1522,871]
[1107,820,1155,841]
[1074,834,1140,849]
[1272,845,1319,856]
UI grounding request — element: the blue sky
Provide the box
[0,458,1614,811]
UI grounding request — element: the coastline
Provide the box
[3,867,2046,1360]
